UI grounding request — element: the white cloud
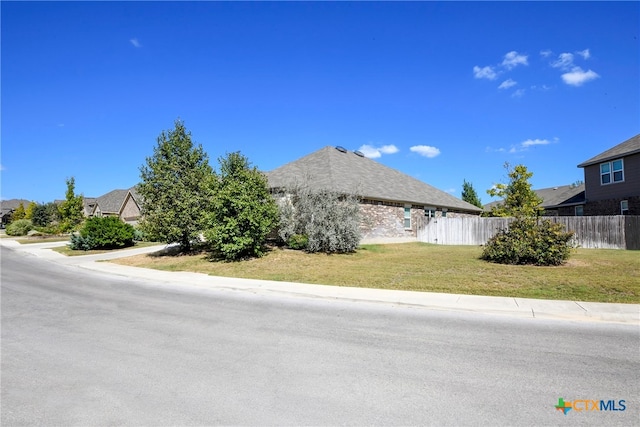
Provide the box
[577,49,591,60]
[445,188,456,194]
[510,137,556,153]
[502,51,528,69]
[358,144,399,159]
[498,79,517,90]
[561,67,599,86]
[130,38,142,48]
[540,49,553,58]
[522,138,551,147]
[485,147,506,153]
[473,65,497,80]
[410,145,441,158]
[551,52,574,70]
[511,89,525,98]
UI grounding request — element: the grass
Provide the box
[52,241,162,256]
[109,243,640,304]
[16,236,70,244]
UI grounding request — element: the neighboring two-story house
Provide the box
[578,134,640,216]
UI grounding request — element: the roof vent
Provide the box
[335,146,347,153]
[354,150,365,157]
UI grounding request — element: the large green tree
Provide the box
[58,177,84,231]
[138,119,215,251]
[486,163,542,218]
[204,152,278,260]
[461,179,483,208]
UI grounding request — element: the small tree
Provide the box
[277,182,361,253]
[138,119,216,251]
[486,163,543,218]
[461,180,483,208]
[482,163,574,266]
[25,201,37,220]
[204,152,278,260]
[32,202,61,229]
[58,177,84,232]
[11,203,26,221]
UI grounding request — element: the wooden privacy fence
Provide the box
[416,215,640,250]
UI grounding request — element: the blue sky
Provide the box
[2,1,639,205]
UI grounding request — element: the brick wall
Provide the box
[359,202,478,239]
[584,196,640,216]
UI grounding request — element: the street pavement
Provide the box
[1,237,638,325]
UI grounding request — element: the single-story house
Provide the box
[577,133,639,215]
[92,187,142,224]
[0,199,31,227]
[266,146,482,241]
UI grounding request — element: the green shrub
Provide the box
[287,234,308,250]
[69,233,96,251]
[277,186,361,254]
[6,219,33,236]
[481,218,574,266]
[76,216,135,250]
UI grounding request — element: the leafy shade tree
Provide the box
[461,180,483,209]
[12,203,26,222]
[204,152,278,260]
[58,177,84,232]
[486,163,543,218]
[138,119,215,251]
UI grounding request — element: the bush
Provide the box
[287,234,308,250]
[6,219,33,236]
[277,186,361,254]
[69,233,97,251]
[481,218,574,266]
[73,216,135,250]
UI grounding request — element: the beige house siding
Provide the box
[120,193,141,224]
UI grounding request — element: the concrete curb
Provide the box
[2,238,639,325]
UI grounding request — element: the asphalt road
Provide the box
[1,246,638,426]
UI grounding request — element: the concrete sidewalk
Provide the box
[2,238,639,325]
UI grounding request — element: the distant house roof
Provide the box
[533,184,585,208]
[96,187,140,215]
[484,183,585,212]
[266,146,482,213]
[0,199,31,220]
[577,134,640,168]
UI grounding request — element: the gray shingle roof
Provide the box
[266,146,482,212]
[483,183,585,211]
[578,133,640,167]
[533,184,585,208]
[97,188,141,214]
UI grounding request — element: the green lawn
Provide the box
[110,243,640,304]
[52,241,161,256]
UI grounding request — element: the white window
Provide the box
[575,205,584,216]
[621,200,629,215]
[600,159,624,185]
[441,208,448,218]
[404,206,411,229]
[425,207,436,218]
